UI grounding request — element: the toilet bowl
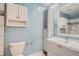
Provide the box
[9,42,26,56]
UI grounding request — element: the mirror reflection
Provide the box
[59,4,79,35]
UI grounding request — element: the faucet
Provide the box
[65,37,68,43]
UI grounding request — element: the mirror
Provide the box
[58,4,79,35]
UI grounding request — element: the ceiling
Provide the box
[60,3,79,16]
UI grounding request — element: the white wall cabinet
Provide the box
[0,16,4,56]
[6,3,28,27]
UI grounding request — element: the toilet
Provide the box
[9,42,26,56]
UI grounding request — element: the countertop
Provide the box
[47,37,79,52]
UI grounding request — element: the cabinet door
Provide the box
[6,3,18,21]
[19,5,27,21]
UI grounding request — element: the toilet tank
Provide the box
[9,42,26,56]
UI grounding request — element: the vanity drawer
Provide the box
[0,36,4,45]
[0,46,4,56]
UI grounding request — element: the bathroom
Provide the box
[0,3,79,56]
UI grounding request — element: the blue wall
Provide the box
[5,3,46,56]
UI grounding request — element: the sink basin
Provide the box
[47,37,66,47]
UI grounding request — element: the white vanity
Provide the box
[47,37,79,56]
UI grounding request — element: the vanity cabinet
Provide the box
[6,3,28,27]
[0,16,4,56]
[47,40,79,56]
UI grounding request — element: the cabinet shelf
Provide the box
[7,20,26,27]
[8,20,26,23]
